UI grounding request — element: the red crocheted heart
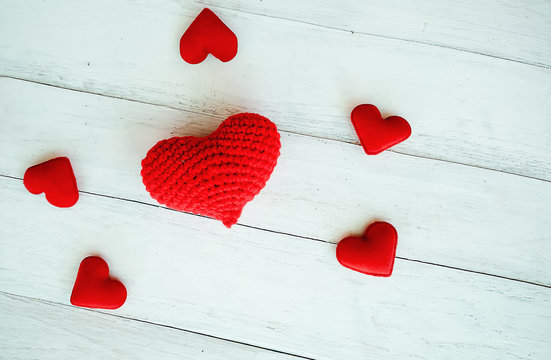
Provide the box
[23,157,79,207]
[351,104,411,155]
[336,222,398,277]
[70,256,127,309]
[141,113,281,228]
[180,8,238,64]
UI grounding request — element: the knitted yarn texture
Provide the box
[141,113,281,227]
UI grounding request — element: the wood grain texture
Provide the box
[0,292,301,360]
[1,0,550,180]
[1,78,550,285]
[1,176,550,360]
[200,0,551,68]
[2,2,551,358]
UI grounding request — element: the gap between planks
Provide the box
[2,74,549,185]
[195,1,551,70]
[2,173,548,290]
[0,290,314,360]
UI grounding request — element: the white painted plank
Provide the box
[1,1,550,180]
[1,78,550,285]
[0,292,298,360]
[200,0,551,67]
[0,177,550,359]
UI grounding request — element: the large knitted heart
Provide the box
[141,113,281,228]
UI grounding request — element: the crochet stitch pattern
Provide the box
[141,113,281,227]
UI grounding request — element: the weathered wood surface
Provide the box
[1,1,550,180]
[200,0,551,68]
[1,1,551,358]
[1,177,550,359]
[1,78,550,285]
[0,292,300,360]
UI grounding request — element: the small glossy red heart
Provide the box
[336,222,398,277]
[23,157,79,207]
[70,256,127,309]
[141,113,281,228]
[351,104,411,155]
[180,8,238,64]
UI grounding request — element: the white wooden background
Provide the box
[1,1,550,359]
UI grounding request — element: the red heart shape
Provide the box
[336,222,398,277]
[70,256,127,309]
[351,104,411,155]
[179,8,238,64]
[141,113,281,228]
[23,157,79,207]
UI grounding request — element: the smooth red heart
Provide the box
[70,256,127,309]
[336,222,398,277]
[180,8,238,64]
[23,157,79,207]
[141,113,281,228]
[351,104,411,155]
